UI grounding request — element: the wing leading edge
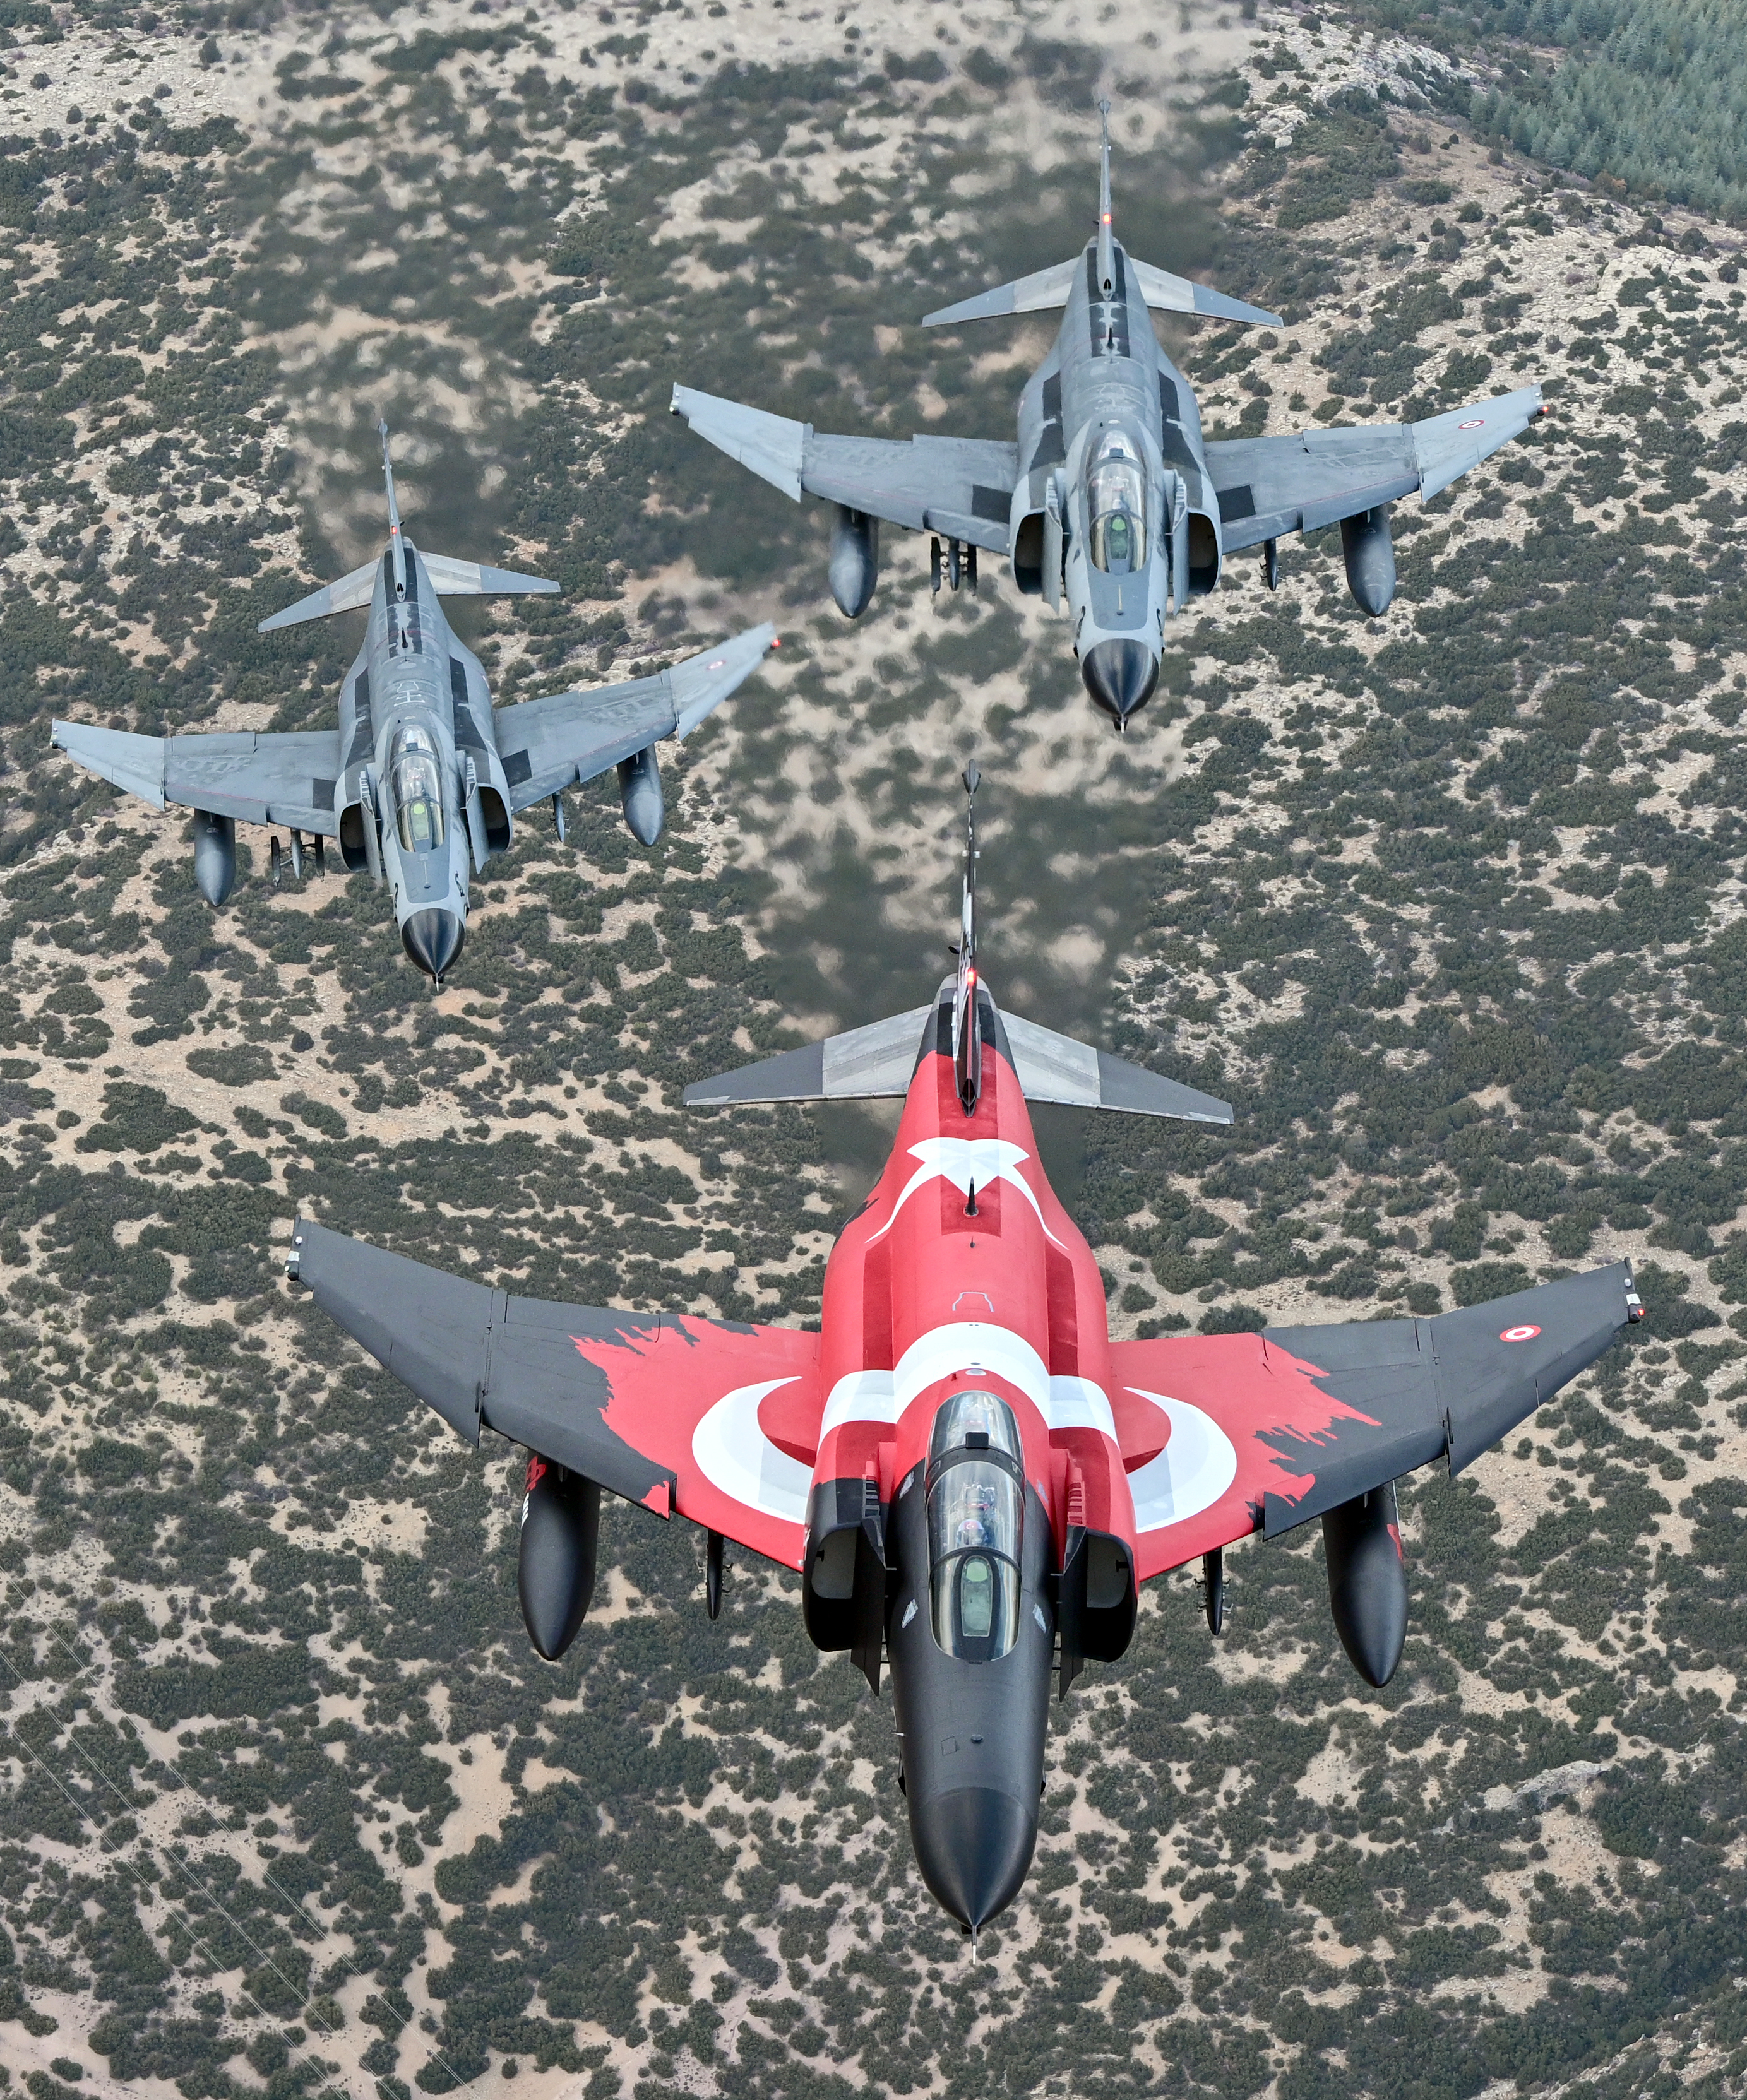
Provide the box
[1207,384,1546,552]
[493,622,777,812]
[50,724,342,836]
[1109,1261,1639,1582]
[287,1218,820,1568]
[671,384,1018,555]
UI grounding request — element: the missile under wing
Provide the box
[673,104,1545,731]
[289,772,1642,1937]
[51,428,776,982]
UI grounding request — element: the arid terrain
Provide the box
[1,1,1746,2096]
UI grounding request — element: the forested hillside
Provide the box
[1,2,1746,2099]
[1349,0,1747,219]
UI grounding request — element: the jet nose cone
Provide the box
[912,1786,1037,1933]
[1081,638,1159,725]
[401,908,465,983]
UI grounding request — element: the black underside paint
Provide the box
[887,1465,1054,1931]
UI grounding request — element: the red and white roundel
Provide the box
[1458,418,1486,430]
[1500,1323,1541,1343]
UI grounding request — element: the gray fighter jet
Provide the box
[52,426,776,982]
[674,109,1544,728]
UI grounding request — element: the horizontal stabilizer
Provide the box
[684,1004,934,1106]
[1003,1012,1232,1122]
[419,552,559,599]
[684,993,1232,1124]
[257,558,379,634]
[921,254,1280,330]
[1130,258,1282,329]
[922,259,1080,328]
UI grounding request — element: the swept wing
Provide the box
[1207,385,1546,552]
[492,622,776,811]
[289,1219,821,1569]
[1108,1262,1638,1581]
[49,723,342,836]
[671,385,1018,554]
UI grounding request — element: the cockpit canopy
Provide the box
[927,1391,1025,1664]
[1087,429,1148,576]
[389,724,446,855]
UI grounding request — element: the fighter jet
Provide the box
[52,425,775,983]
[674,107,1545,728]
[288,774,1642,1937]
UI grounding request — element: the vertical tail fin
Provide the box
[1096,98,1115,295]
[952,761,982,1115]
[380,419,408,602]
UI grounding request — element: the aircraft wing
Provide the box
[1108,1262,1640,1583]
[1205,384,1546,552]
[672,384,1019,554]
[492,622,776,812]
[288,1219,822,1570]
[50,723,342,836]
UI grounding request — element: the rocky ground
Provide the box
[1,1,1747,2097]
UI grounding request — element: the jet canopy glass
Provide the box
[927,1391,1024,1664]
[1087,429,1148,575]
[389,725,446,854]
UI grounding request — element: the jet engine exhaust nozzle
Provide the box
[1081,639,1159,725]
[192,810,237,906]
[910,1785,1037,1935]
[400,907,465,984]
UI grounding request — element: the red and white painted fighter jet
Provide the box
[289,773,1643,1937]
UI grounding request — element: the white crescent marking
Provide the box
[691,1377,811,1525]
[1123,1388,1238,1533]
[819,1323,1116,1442]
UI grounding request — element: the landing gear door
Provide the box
[1042,475,1064,612]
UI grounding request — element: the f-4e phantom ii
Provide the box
[674,109,1545,728]
[289,773,1641,1938]
[52,426,775,983]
